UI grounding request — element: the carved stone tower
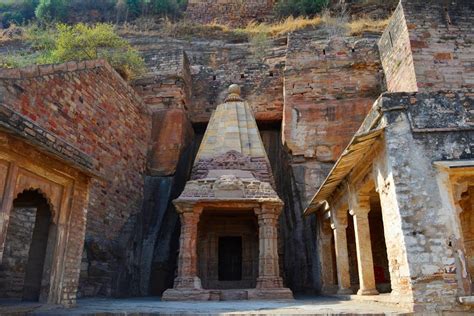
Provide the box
[162,84,293,301]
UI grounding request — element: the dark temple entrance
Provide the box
[0,189,53,302]
[219,236,243,281]
[197,209,258,290]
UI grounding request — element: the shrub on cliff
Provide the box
[274,0,328,18]
[41,23,145,79]
[35,0,67,22]
[123,0,187,20]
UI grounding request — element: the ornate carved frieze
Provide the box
[179,175,278,200]
[191,150,274,186]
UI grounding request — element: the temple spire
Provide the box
[195,84,269,163]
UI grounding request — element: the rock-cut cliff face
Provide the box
[73,26,384,297]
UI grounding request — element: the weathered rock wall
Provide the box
[283,31,382,160]
[122,28,384,295]
[261,128,323,292]
[114,135,200,296]
[126,34,286,124]
[186,0,276,27]
[0,61,152,297]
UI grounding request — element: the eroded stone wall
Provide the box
[403,0,474,92]
[374,91,473,312]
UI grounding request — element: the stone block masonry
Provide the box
[132,50,192,113]
[403,0,474,92]
[0,60,152,298]
[378,2,417,93]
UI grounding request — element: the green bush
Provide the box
[274,0,328,18]
[124,0,187,19]
[40,23,145,79]
[148,0,187,17]
[0,0,39,27]
[35,0,67,22]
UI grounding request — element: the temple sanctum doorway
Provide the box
[198,209,258,290]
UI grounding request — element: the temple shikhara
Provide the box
[0,0,473,314]
[162,84,292,300]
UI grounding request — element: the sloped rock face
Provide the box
[113,133,202,297]
[66,27,383,297]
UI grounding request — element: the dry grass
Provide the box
[347,17,390,36]
[237,16,323,38]
[154,15,388,40]
[0,24,26,43]
[119,16,324,40]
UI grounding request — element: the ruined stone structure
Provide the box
[0,61,150,303]
[162,84,293,300]
[304,0,474,313]
[0,0,472,314]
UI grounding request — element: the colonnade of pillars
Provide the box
[173,203,284,290]
[331,195,380,295]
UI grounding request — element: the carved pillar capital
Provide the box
[256,202,283,216]
[349,194,371,217]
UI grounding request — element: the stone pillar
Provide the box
[173,205,203,290]
[332,220,353,294]
[350,196,379,295]
[255,203,284,289]
[319,217,338,294]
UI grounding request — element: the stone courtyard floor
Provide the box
[0,295,413,315]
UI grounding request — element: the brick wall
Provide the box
[186,0,276,27]
[0,60,151,297]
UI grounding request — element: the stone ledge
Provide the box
[161,288,294,301]
[0,103,97,177]
[0,59,107,80]
[459,296,474,306]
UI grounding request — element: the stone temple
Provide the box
[162,84,292,300]
[0,0,473,314]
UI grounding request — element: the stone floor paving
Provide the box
[0,296,412,315]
